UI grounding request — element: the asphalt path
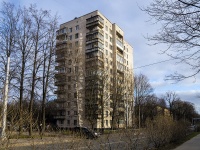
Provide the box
[174,134,200,150]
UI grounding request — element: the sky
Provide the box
[2,0,200,112]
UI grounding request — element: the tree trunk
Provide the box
[0,56,10,139]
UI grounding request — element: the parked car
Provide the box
[73,127,99,139]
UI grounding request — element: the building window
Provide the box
[74,92,77,98]
[105,25,108,31]
[110,52,113,58]
[67,102,70,107]
[110,37,112,42]
[68,68,71,73]
[106,111,109,117]
[105,41,108,47]
[74,120,77,126]
[68,60,72,65]
[106,120,108,126]
[105,33,108,39]
[67,111,70,115]
[59,120,64,125]
[106,58,108,63]
[106,50,108,55]
[75,41,79,47]
[69,28,72,33]
[68,76,71,81]
[74,111,77,115]
[68,93,71,98]
[69,43,72,48]
[109,29,112,34]
[75,66,79,73]
[75,33,79,39]
[69,35,72,40]
[109,45,113,50]
[67,120,70,125]
[75,25,79,30]
[68,85,71,90]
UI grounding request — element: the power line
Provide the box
[134,58,175,69]
[134,54,193,69]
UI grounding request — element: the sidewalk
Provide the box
[174,134,200,150]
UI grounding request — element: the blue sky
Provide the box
[2,0,200,112]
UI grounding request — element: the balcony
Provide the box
[55,98,66,103]
[55,80,67,86]
[56,46,67,55]
[54,115,66,119]
[54,89,67,94]
[86,38,103,45]
[56,28,67,40]
[86,29,104,36]
[56,40,68,46]
[55,105,66,110]
[116,39,123,51]
[86,15,104,29]
[55,56,65,62]
[55,72,66,78]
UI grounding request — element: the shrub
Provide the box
[146,115,174,148]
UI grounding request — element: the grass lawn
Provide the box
[159,132,200,150]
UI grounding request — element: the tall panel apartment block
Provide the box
[55,10,134,129]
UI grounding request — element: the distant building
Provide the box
[54,10,134,129]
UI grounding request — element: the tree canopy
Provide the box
[144,0,200,81]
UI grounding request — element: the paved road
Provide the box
[174,134,200,150]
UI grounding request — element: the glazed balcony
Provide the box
[55,72,66,78]
[55,98,66,103]
[56,46,67,55]
[55,79,67,86]
[86,28,104,36]
[86,15,104,29]
[54,89,67,94]
[56,27,67,39]
[55,55,65,62]
[56,39,68,46]
[54,115,65,119]
[116,39,123,51]
[55,105,66,110]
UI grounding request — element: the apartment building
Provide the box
[55,10,134,129]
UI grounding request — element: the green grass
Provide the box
[159,132,200,150]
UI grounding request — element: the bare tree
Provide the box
[144,0,200,81]
[15,6,33,135]
[28,5,50,137]
[0,1,20,139]
[162,91,179,119]
[40,15,58,136]
[134,73,153,128]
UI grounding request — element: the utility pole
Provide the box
[1,56,10,140]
